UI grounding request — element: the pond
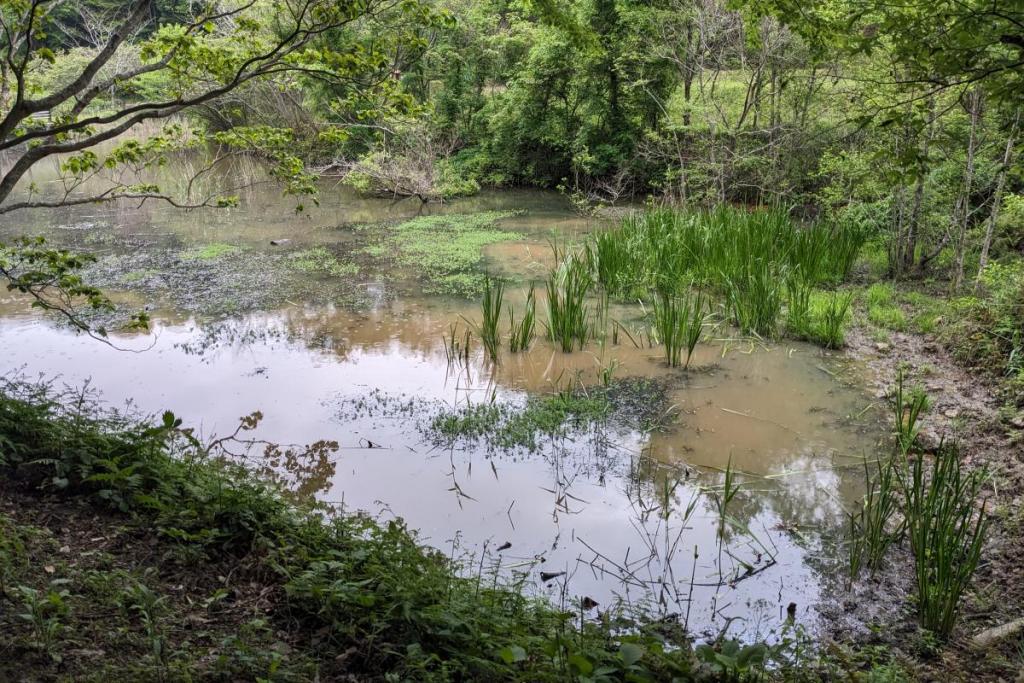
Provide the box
[0,165,886,643]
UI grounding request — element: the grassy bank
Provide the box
[0,378,720,682]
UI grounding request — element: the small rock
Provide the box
[943,409,960,419]
[1009,415,1024,430]
[270,239,290,246]
[875,342,890,353]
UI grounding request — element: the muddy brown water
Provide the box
[0,163,886,642]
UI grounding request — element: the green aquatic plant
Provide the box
[652,289,707,368]
[288,247,359,277]
[507,286,536,353]
[443,323,472,368]
[891,370,929,454]
[383,211,524,297]
[181,243,241,260]
[785,276,812,338]
[848,456,903,585]
[473,277,504,363]
[546,251,592,352]
[726,261,783,338]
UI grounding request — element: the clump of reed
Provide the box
[443,323,472,368]
[785,276,812,338]
[847,456,902,585]
[588,206,867,342]
[546,251,592,352]
[899,440,988,637]
[816,291,853,349]
[508,286,536,352]
[725,262,783,337]
[474,277,504,363]
[891,369,928,454]
[845,375,990,640]
[652,288,707,368]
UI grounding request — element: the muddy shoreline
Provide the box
[824,321,1024,680]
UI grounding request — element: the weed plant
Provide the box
[474,277,504,362]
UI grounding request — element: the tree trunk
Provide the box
[976,109,1019,286]
[904,97,936,273]
[952,88,983,292]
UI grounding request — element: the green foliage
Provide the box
[943,261,1024,404]
[16,581,72,659]
[0,236,149,336]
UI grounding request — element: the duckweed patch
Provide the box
[288,246,359,277]
[387,211,525,297]
[180,242,242,260]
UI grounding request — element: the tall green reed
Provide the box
[475,277,504,363]
[847,456,903,585]
[653,289,707,368]
[546,252,592,352]
[898,441,988,638]
[508,286,536,353]
[816,291,853,349]
[891,369,928,454]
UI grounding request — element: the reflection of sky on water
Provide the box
[0,298,883,640]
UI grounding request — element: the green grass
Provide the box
[0,378,709,681]
[180,243,242,260]
[288,246,359,277]
[814,291,853,348]
[865,283,908,331]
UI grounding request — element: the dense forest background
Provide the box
[17,0,1023,287]
[3,0,1018,400]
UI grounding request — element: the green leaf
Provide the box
[568,653,593,674]
[619,642,645,667]
[498,645,527,664]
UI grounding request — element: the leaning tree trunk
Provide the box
[976,109,1019,287]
